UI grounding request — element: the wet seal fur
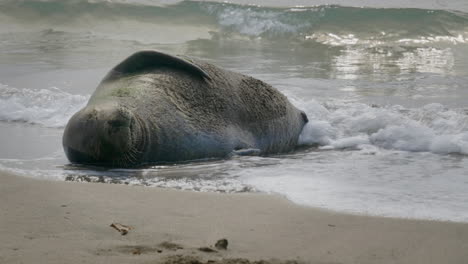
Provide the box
[63,50,308,167]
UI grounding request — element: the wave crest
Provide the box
[0,84,88,128]
[2,0,468,45]
[299,101,468,155]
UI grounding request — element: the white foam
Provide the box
[329,135,370,149]
[0,84,88,128]
[298,100,468,155]
[205,4,310,37]
[134,176,249,193]
[298,120,335,145]
[430,133,468,154]
[370,123,434,152]
[306,32,468,47]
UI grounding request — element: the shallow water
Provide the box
[1,0,468,222]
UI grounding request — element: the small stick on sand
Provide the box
[110,223,131,235]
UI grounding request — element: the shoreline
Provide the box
[1,171,468,264]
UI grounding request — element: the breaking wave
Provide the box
[2,81,467,157]
[1,0,468,45]
[0,84,88,128]
[298,101,468,155]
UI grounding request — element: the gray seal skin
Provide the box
[63,50,308,167]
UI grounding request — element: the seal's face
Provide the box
[62,103,146,167]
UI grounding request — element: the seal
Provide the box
[62,50,308,167]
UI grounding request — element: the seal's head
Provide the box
[62,103,147,167]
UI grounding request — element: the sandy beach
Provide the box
[1,171,468,264]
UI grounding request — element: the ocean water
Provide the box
[1,0,468,222]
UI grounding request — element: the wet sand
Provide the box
[1,171,468,264]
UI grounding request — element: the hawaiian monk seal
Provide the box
[63,50,308,167]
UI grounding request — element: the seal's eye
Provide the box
[108,119,128,128]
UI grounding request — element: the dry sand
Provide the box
[1,171,468,264]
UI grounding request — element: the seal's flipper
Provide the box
[300,111,309,123]
[103,50,211,82]
[231,148,261,156]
